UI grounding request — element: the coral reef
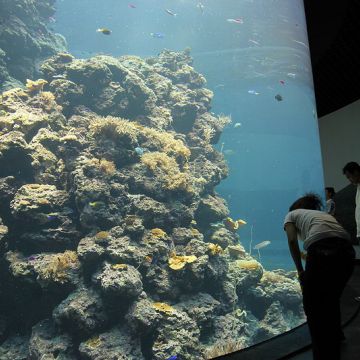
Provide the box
[0,42,304,359]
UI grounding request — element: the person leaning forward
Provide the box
[343,161,360,243]
[284,193,355,360]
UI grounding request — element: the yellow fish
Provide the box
[96,28,111,35]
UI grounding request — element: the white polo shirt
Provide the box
[356,184,360,237]
[284,209,350,250]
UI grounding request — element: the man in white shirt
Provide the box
[342,161,360,243]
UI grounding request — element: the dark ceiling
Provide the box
[303,0,360,117]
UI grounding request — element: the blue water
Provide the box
[53,0,324,270]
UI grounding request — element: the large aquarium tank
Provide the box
[0,0,324,359]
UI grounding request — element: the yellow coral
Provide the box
[57,52,74,63]
[125,215,138,225]
[141,152,192,192]
[98,158,116,175]
[26,79,48,93]
[208,243,223,256]
[85,336,102,348]
[95,231,110,239]
[60,134,79,142]
[151,228,167,239]
[235,259,260,270]
[223,217,247,232]
[38,251,80,283]
[227,245,246,259]
[152,302,175,315]
[111,263,128,270]
[261,271,287,284]
[37,198,50,205]
[191,228,201,236]
[168,252,197,270]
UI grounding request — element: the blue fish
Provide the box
[166,356,178,360]
[134,147,144,156]
[150,32,165,39]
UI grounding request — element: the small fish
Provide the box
[223,149,235,156]
[234,122,242,128]
[134,147,144,155]
[214,84,225,89]
[237,219,247,227]
[52,74,66,79]
[292,39,309,49]
[144,255,152,263]
[165,9,177,17]
[286,72,296,78]
[28,255,37,261]
[128,3,136,8]
[253,240,271,250]
[248,90,260,95]
[89,201,105,208]
[275,94,283,101]
[197,2,205,13]
[150,32,165,39]
[248,39,260,45]
[46,214,57,221]
[96,28,111,35]
[279,80,285,85]
[226,18,243,24]
[166,356,178,360]
[190,220,197,226]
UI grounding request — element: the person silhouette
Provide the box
[284,193,355,360]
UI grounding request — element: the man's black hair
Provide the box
[342,161,360,175]
[289,193,323,211]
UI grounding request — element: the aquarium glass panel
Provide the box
[0,0,323,359]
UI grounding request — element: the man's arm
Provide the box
[284,222,304,274]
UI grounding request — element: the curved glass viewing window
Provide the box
[0,0,324,359]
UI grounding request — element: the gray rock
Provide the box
[79,326,145,360]
[92,262,143,299]
[0,335,29,360]
[152,309,202,360]
[53,286,108,337]
[28,319,77,360]
[176,293,221,328]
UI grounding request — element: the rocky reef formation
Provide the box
[0,49,304,360]
[0,0,66,92]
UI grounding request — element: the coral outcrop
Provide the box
[0,0,67,92]
[0,46,304,360]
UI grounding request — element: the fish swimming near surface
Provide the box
[253,240,271,250]
[286,72,296,78]
[150,32,165,39]
[275,94,283,101]
[234,122,242,128]
[226,18,244,24]
[248,90,260,95]
[96,28,111,35]
[197,2,205,13]
[128,4,136,9]
[165,9,177,16]
[279,80,285,85]
[248,39,260,45]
